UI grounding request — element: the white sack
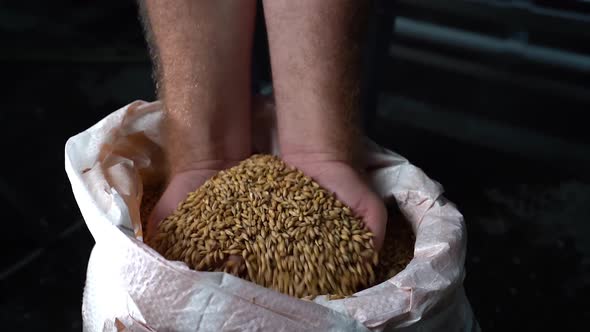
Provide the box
[65,100,478,331]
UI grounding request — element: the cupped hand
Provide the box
[146,161,239,239]
[282,154,387,250]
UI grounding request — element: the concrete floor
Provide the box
[0,1,588,331]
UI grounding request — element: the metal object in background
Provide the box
[367,0,590,175]
[378,94,590,173]
[394,17,590,72]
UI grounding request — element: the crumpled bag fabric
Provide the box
[65,100,478,331]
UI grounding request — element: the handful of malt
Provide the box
[148,154,378,298]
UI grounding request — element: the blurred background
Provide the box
[1,0,588,330]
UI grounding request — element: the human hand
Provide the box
[282,153,387,250]
[146,161,239,239]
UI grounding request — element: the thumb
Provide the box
[147,187,188,238]
[146,171,213,238]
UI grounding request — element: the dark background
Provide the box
[1,0,589,331]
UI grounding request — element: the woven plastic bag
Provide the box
[65,100,478,331]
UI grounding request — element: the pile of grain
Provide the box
[146,155,379,298]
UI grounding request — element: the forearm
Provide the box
[140,0,256,173]
[263,0,371,162]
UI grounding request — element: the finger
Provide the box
[146,171,214,238]
[323,171,386,250]
[146,184,194,238]
[360,191,387,251]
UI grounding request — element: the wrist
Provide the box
[164,116,250,175]
[275,92,361,164]
[280,139,360,168]
[279,122,360,165]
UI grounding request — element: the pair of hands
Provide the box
[147,155,387,250]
